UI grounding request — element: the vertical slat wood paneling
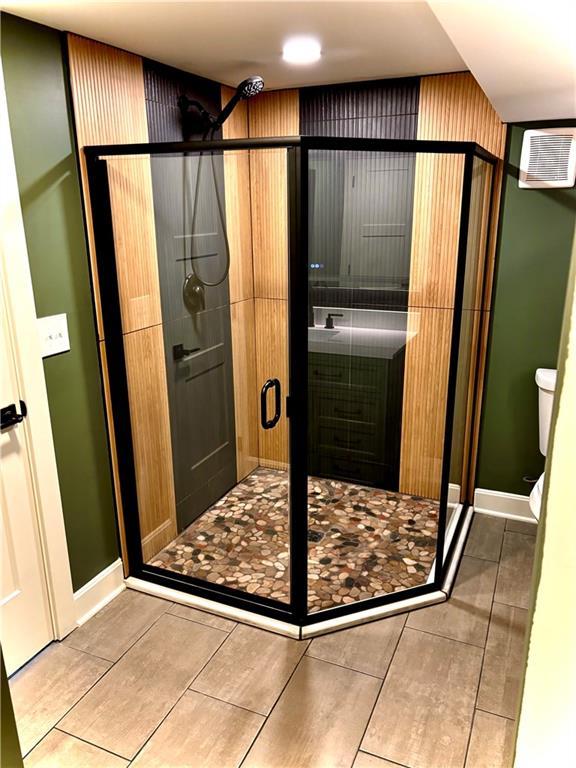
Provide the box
[417,73,506,311]
[222,87,253,303]
[67,34,152,339]
[123,325,177,560]
[249,149,289,300]
[106,157,162,333]
[402,309,454,497]
[221,85,259,481]
[249,90,298,301]
[221,84,248,141]
[230,300,259,479]
[399,72,506,498]
[67,35,176,561]
[248,91,298,466]
[224,150,254,303]
[248,90,299,138]
[407,154,466,308]
[255,298,289,467]
[98,340,128,576]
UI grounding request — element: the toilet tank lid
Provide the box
[536,368,557,391]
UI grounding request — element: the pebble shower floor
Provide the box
[150,468,440,612]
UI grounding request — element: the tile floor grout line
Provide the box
[70,587,173,664]
[304,650,387,681]
[18,647,117,760]
[357,747,411,767]
[59,644,120,665]
[402,624,488,650]
[166,607,235,633]
[492,598,528,610]
[184,688,268,717]
[231,702,269,768]
[236,642,312,768]
[461,570,500,768]
[505,521,537,538]
[462,552,501,565]
[119,622,232,765]
[352,614,407,765]
[45,605,184,755]
[474,706,516,722]
[51,726,129,762]
[66,596,175,669]
[496,526,507,563]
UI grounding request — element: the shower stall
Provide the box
[86,135,496,637]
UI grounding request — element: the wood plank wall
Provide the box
[399,72,506,499]
[221,86,259,480]
[67,35,177,563]
[247,90,299,467]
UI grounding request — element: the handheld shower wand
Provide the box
[179,76,265,305]
[178,76,264,137]
[211,76,265,130]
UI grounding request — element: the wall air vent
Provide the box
[519,128,576,189]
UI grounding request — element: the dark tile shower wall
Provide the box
[300,77,420,491]
[143,58,222,141]
[143,60,237,530]
[300,77,419,140]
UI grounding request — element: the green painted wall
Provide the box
[477,122,576,495]
[1,13,119,589]
[1,650,22,768]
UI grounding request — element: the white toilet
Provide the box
[529,368,557,519]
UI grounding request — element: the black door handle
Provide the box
[261,378,281,429]
[173,343,201,361]
[1,401,27,431]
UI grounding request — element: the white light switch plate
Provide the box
[37,314,70,357]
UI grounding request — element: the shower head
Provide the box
[237,76,265,99]
[213,75,264,129]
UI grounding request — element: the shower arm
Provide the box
[177,95,217,130]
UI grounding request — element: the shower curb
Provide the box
[124,510,473,641]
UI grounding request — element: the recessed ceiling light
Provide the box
[282,36,322,65]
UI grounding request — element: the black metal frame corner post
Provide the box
[434,148,476,585]
[465,155,499,503]
[85,154,143,576]
[288,145,309,625]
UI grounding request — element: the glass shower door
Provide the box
[93,146,294,616]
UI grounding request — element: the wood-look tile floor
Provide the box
[10,514,536,768]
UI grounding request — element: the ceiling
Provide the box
[429,0,576,122]
[0,1,466,88]
[2,1,575,121]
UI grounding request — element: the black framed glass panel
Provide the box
[86,137,497,629]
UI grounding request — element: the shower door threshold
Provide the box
[124,506,473,640]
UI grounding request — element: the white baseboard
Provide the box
[448,483,461,505]
[473,488,537,523]
[73,559,125,626]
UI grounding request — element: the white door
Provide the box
[1,281,54,675]
[0,58,68,676]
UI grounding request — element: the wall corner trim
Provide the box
[73,559,125,627]
[473,487,537,522]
